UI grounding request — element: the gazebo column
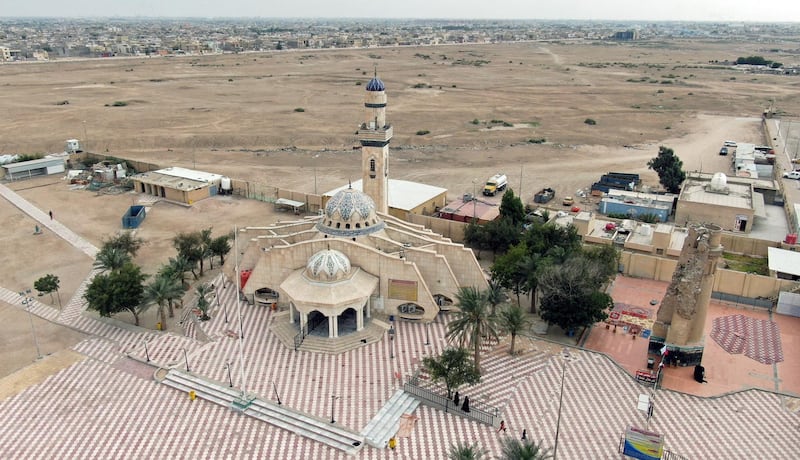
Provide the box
[356,303,364,331]
[366,297,372,319]
[328,315,336,338]
[300,311,308,329]
[289,302,295,324]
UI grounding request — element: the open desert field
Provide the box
[1,38,798,375]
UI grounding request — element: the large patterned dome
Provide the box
[317,187,384,238]
[305,249,351,282]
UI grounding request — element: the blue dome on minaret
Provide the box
[366,76,385,92]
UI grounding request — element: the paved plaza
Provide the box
[1,186,800,458]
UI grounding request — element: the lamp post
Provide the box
[225,362,233,387]
[389,324,395,359]
[82,120,88,153]
[183,348,191,373]
[143,340,151,362]
[19,290,42,360]
[425,321,430,346]
[272,381,282,405]
[553,348,570,460]
[330,394,339,424]
[471,179,477,223]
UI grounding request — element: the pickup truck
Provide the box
[533,187,555,203]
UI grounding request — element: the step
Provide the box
[161,370,364,455]
[362,389,420,448]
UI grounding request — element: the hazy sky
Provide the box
[3,0,799,22]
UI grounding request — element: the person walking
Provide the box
[388,436,397,450]
[521,429,527,440]
[498,420,507,433]
[49,210,53,220]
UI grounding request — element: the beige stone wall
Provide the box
[720,233,778,257]
[674,201,753,233]
[619,250,795,298]
[405,214,468,242]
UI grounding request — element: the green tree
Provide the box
[198,228,214,273]
[143,273,184,328]
[421,347,481,399]
[499,188,525,226]
[163,256,194,289]
[195,283,213,321]
[102,232,143,257]
[483,217,521,255]
[537,255,612,333]
[173,232,203,279]
[446,286,499,373]
[496,304,531,355]
[491,242,529,306]
[34,273,61,308]
[500,438,553,460]
[448,441,488,460]
[647,146,686,194]
[463,222,489,258]
[93,246,132,273]
[210,235,232,267]
[85,263,147,325]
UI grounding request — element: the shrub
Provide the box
[413,83,426,88]
[294,108,305,112]
[471,119,480,125]
[416,130,430,135]
[55,100,70,105]
[584,118,597,125]
[527,138,546,144]
[111,101,128,107]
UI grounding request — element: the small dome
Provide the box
[317,187,385,238]
[366,77,385,92]
[306,249,351,282]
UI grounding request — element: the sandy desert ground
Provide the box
[1,38,798,376]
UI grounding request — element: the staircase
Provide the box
[271,317,388,354]
[160,370,365,455]
[361,388,420,448]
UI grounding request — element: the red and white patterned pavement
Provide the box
[2,271,799,459]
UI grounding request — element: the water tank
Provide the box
[786,233,798,245]
[710,172,727,191]
[221,177,232,193]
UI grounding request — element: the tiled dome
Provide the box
[317,187,384,238]
[366,77,385,92]
[305,249,351,282]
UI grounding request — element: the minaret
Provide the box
[358,71,392,214]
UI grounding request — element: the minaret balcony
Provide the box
[357,125,393,142]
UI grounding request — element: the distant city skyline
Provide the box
[3,0,800,23]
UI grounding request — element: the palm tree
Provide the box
[500,438,553,460]
[485,278,506,316]
[165,256,193,290]
[195,283,213,321]
[210,235,232,267]
[497,305,532,355]
[142,273,184,329]
[446,286,499,374]
[448,441,488,460]
[93,246,132,273]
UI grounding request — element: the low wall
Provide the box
[406,214,468,243]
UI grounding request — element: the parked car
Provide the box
[724,140,737,148]
[562,196,574,206]
[719,147,729,156]
[783,171,800,180]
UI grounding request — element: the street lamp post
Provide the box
[272,381,282,405]
[425,321,430,346]
[553,348,570,460]
[389,324,395,359]
[143,340,151,362]
[471,179,477,223]
[330,394,339,424]
[19,290,42,360]
[82,120,88,153]
[225,362,233,387]
[183,348,191,373]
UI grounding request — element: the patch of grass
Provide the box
[723,253,769,275]
[412,83,427,88]
[471,119,480,125]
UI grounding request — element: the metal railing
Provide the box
[403,377,499,427]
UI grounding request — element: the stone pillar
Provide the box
[357,304,364,331]
[289,302,295,324]
[328,315,336,338]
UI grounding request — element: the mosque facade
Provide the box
[236,74,487,344]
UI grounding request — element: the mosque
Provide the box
[235,74,488,348]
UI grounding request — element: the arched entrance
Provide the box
[307,310,328,337]
[254,286,279,308]
[337,308,359,336]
